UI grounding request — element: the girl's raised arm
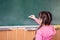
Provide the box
[28,15,42,25]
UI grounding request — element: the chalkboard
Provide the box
[0,0,60,26]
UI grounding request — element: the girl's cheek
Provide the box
[40,19,42,23]
[39,18,42,24]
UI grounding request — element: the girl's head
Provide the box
[39,11,52,25]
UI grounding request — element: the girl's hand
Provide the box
[28,15,42,25]
[28,15,36,19]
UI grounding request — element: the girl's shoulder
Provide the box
[49,25,55,29]
[37,25,55,33]
[38,25,55,31]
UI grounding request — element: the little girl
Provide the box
[28,11,56,40]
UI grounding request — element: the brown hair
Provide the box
[39,11,52,27]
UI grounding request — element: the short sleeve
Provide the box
[35,30,43,40]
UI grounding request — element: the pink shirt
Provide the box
[34,19,56,40]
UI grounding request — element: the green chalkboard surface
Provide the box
[0,0,60,26]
